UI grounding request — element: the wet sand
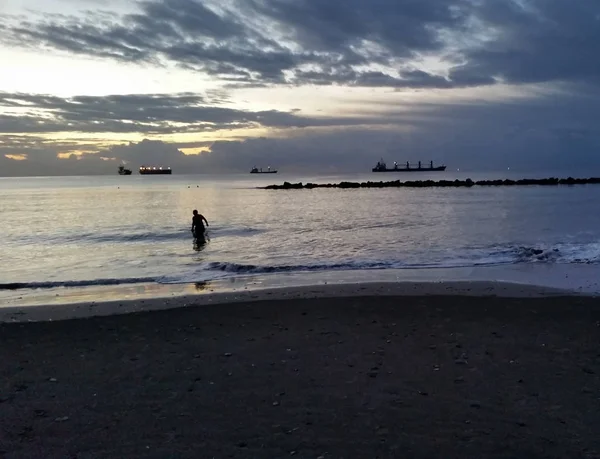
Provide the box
[0,281,571,323]
[1,289,599,458]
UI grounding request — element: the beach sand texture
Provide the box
[1,286,599,458]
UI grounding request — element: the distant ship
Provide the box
[372,159,446,172]
[250,166,277,174]
[118,165,132,175]
[139,166,172,175]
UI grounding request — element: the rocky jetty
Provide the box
[261,177,600,190]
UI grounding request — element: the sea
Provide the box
[2,170,600,306]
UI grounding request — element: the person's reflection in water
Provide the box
[194,281,209,291]
[193,236,207,252]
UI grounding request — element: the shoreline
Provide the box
[0,280,578,323]
[2,263,600,323]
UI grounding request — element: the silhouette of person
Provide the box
[191,209,209,240]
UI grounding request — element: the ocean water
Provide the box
[2,172,600,295]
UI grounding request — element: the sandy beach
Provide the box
[1,283,599,458]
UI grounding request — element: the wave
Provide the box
[193,243,600,276]
[85,231,187,244]
[4,243,599,291]
[204,260,393,273]
[12,230,187,245]
[0,277,158,290]
[513,243,600,264]
[11,226,263,245]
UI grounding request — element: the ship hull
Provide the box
[139,170,172,175]
[372,166,446,172]
[250,171,278,174]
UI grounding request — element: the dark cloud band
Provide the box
[0,91,384,134]
[6,0,597,89]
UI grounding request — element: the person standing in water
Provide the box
[191,209,209,239]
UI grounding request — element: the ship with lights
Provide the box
[250,166,277,174]
[139,165,172,175]
[372,159,446,172]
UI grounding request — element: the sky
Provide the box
[1,0,600,176]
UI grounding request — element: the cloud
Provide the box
[246,0,466,56]
[448,1,600,87]
[1,133,409,176]
[0,143,113,176]
[0,91,383,135]
[4,0,600,89]
[4,86,600,177]
[3,0,600,176]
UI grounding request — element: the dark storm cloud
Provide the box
[291,69,457,88]
[0,92,382,134]
[448,0,600,87]
[245,0,466,57]
[4,0,600,88]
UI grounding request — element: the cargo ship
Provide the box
[118,165,132,175]
[372,159,446,172]
[250,166,277,174]
[139,165,172,175]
